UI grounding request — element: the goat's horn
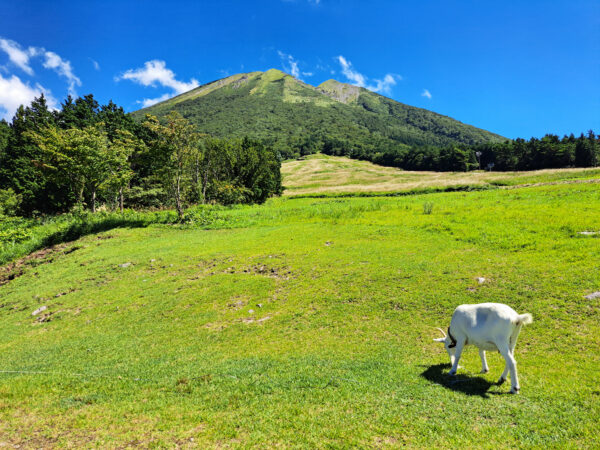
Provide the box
[435,327,446,338]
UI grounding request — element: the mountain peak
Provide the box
[261,68,289,81]
[132,69,505,159]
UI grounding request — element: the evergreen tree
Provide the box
[0,95,69,215]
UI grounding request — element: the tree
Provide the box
[575,131,598,167]
[439,145,477,171]
[0,119,10,156]
[143,112,199,219]
[55,94,100,129]
[106,129,139,212]
[0,95,64,215]
[0,120,11,178]
[27,124,111,212]
[199,137,282,205]
[237,137,283,202]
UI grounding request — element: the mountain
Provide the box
[131,69,505,159]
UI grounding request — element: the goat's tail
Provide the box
[515,313,533,326]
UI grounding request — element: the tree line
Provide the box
[0,95,282,218]
[320,132,599,172]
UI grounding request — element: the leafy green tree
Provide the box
[106,129,140,212]
[439,146,477,171]
[238,138,283,202]
[27,125,111,212]
[143,112,199,218]
[200,137,282,205]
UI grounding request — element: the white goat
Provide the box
[433,303,533,394]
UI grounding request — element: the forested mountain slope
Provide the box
[132,69,505,158]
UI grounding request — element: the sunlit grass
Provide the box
[1,182,599,446]
[282,153,600,195]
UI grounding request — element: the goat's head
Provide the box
[433,327,457,364]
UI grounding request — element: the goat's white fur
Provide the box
[434,303,532,394]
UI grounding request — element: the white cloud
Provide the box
[277,51,302,79]
[117,60,199,98]
[422,89,432,99]
[42,51,81,95]
[337,55,366,87]
[0,37,81,96]
[0,38,36,75]
[138,93,172,108]
[90,58,100,70]
[0,73,57,120]
[336,55,401,94]
[370,73,400,95]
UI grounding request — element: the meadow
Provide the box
[282,153,600,196]
[0,162,599,447]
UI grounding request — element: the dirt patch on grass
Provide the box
[241,315,271,324]
[0,244,82,286]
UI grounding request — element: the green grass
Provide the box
[1,182,599,447]
[0,210,177,267]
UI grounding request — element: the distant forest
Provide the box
[0,95,282,217]
[0,93,597,217]
[320,132,599,172]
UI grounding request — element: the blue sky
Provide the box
[0,0,598,138]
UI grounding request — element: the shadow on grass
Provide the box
[420,363,501,398]
[0,211,177,267]
[38,215,173,249]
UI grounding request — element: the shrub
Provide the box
[0,188,22,216]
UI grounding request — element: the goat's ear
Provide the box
[433,337,446,343]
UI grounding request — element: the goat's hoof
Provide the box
[510,387,520,394]
[497,377,506,385]
[480,369,489,374]
[448,370,457,376]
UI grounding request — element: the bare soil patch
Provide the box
[0,244,82,286]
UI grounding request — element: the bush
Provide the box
[0,188,22,216]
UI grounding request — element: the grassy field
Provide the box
[282,153,600,195]
[1,178,599,447]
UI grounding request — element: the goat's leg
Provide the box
[499,327,522,384]
[448,340,465,376]
[498,362,509,385]
[479,349,489,373]
[510,326,521,353]
[498,343,519,393]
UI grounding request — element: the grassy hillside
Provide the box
[282,153,600,195]
[1,181,599,446]
[131,69,505,158]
